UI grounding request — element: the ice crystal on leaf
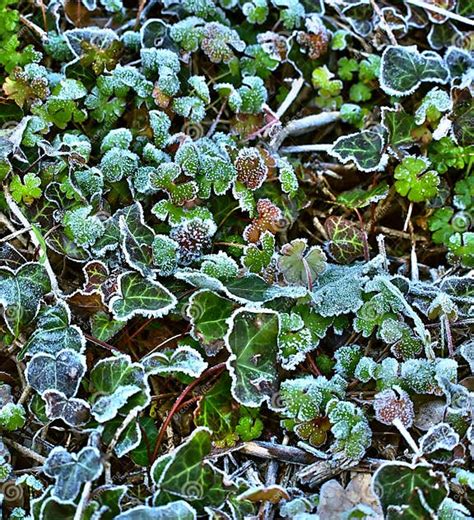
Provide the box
[373,387,414,428]
[170,218,217,265]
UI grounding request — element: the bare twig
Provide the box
[279,144,333,154]
[405,0,474,26]
[275,77,304,119]
[239,441,317,465]
[2,437,46,465]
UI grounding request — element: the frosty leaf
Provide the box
[460,340,474,374]
[109,272,177,321]
[225,309,279,407]
[143,345,208,378]
[373,387,414,428]
[242,231,275,274]
[419,423,459,455]
[277,157,298,197]
[187,290,234,356]
[278,375,345,421]
[0,263,51,336]
[372,462,449,519]
[92,385,142,423]
[26,349,87,398]
[394,156,440,202]
[326,400,371,460]
[234,147,268,191]
[152,427,235,512]
[175,269,307,305]
[21,302,85,358]
[334,345,363,378]
[149,110,172,149]
[336,182,389,210]
[381,107,417,149]
[329,130,388,172]
[63,205,105,247]
[43,446,103,501]
[200,22,245,64]
[90,311,126,342]
[0,403,26,431]
[116,501,197,520]
[152,235,178,277]
[415,87,452,125]
[311,260,379,317]
[324,217,365,264]
[278,239,326,288]
[379,45,449,97]
[200,252,239,281]
[119,214,155,278]
[278,312,314,370]
[43,390,91,428]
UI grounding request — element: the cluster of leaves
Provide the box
[0,0,473,519]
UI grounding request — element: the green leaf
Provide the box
[242,231,275,274]
[336,181,389,209]
[115,502,197,520]
[143,345,208,378]
[109,272,177,321]
[278,238,326,287]
[394,156,440,202]
[187,289,235,356]
[9,172,42,204]
[0,402,26,431]
[90,311,125,342]
[0,263,51,336]
[373,462,449,519]
[225,308,279,407]
[380,45,449,96]
[152,427,235,512]
[381,107,417,149]
[329,130,388,172]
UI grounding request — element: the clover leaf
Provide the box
[394,156,440,202]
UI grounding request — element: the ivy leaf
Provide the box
[186,289,235,356]
[225,308,279,407]
[278,239,326,288]
[381,107,417,149]
[20,302,85,359]
[329,130,388,172]
[324,217,365,264]
[26,349,87,398]
[336,181,389,209]
[143,345,208,378]
[116,502,197,520]
[90,311,125,342]
[372,462,449,519]
[43,446,103,502]
[379,45,449,97]
[394,156,440,202]
[43,390,91,428]
[109,272,177,321]
[0,263,51,336]
[152,427,235,512]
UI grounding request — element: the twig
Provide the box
[2,437,46,465]
[206,100,227,137]
[405,0,474,26]
[369,0,398,45]
[74,481,92,520]
[392,418,420,455]
[84,333,122,353]
[279,144,333,154]
[275,77,304,119]
[4,187,59,295]
[152,363,226,460]
[19,15,47,39]
[239,441,317,465]
[271,112,340,150]
[297,452,358,487]
[0,226,32,243]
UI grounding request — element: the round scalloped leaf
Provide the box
[278,239,326,288]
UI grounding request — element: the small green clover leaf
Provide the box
[0,403,26,431]
[394,156,440,202]
[9,172,42,204]
[43,446,103,502]
[242,231,275,274]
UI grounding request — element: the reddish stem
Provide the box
[151,363,226,460]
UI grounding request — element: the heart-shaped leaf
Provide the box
[143,345,208,378]
[43,390,91,427]
[329,130,388,172]
[278,239,326,288]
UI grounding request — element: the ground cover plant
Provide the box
[0,0,473,518]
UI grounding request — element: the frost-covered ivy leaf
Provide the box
[175,269,307,305]
[43,390,91,427]
[92,385,142,423]
[419,423,459,455]
[379,45,449,97]
[200,252,239,281]
[372,462,449,519]
[0,263,51,336]
[445,47,473,81]
[109,272,177,321]
[43,446,103,502]
[152,428,235,512]
[324,217,365,264]
[116,501,197,520]
[186,290,234,356]
[120,216,154,278]
[460,340,474,373]
[381,107,417,149]
[311,258,382,317]
[415,87,452,125]
[329,130,388,172]
[278,239,326,288]
[225,309,279,407]
[90,311,125,342]
[21,302,85,359]
[143,345,208,378]
[26,349,86,398]
[394,156,440,202]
